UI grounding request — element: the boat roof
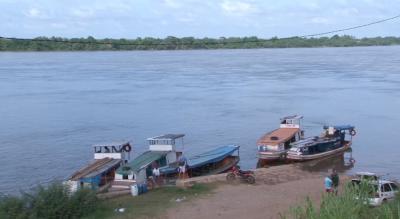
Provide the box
[323,125,355,131]
[281,115,303,121]
[116,151,168,175]
[147,134,185,141]
[257,128,299,145]
[356,172,377,176]
[70,158,121,181]
[187,145,239,169]
[160,145,239,174]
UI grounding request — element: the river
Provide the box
[1,46,399,194]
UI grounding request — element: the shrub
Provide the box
[0,182,98,219]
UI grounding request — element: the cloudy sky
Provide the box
[1,0,399,39]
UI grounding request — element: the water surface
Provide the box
[1,47,399,194]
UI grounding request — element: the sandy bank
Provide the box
[165,165,347,219]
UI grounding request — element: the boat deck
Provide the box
[257,128,299,146]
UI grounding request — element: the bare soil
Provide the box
[165,165,344,219]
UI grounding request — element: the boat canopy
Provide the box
[160,145,239,174]
[116,151,168,175]
[188,145,239,169]
[281,115,303,121]
[147,134,185,148]
[69,158,121,186]
[323,125,355,131]
[147,134,185,141]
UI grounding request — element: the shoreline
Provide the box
[163,164,349,219]
[1,44,400,53]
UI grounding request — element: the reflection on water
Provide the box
[257,148,355,174]
[296,149,355,173]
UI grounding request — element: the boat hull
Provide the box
[258,150,286,161]
[286,141,352,161]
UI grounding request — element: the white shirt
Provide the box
[152,168,160,176]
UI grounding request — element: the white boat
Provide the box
[257,115,304,161]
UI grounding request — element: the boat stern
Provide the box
[258,145,286,160]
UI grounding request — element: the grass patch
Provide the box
[85,183,216,219]
[0,182,98,219]
[283,182,400,219]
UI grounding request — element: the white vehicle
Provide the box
[352,172,399,207]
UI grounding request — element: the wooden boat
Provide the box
[257,115,304,161]
[160,145,240,178]
[65,142,132,192]
[286,125,356,161]
[114,134,184,184]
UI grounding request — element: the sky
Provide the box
[0,0,399,39]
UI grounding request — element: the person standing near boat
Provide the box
[152,165,161,186]
[324,175,333,193]
[331,169,339,195]
[178,155,188,179]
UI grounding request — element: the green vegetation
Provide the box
[86,183,215,219]
[0,182,98,219]
[1,35,400,51]
[284,182,400,219]
[0,182,215,219]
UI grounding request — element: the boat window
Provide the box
[381,183,392,192]
[390,183,398,191]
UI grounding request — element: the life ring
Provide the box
[349,158,356,164]
[123,144,132,152]
[350,129,356,136]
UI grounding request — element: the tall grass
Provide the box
[0,182,98,219]
[286,182,400,219]
[1,182,215,219]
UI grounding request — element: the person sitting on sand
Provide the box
[331,169,339,195]
[324,175,333,193]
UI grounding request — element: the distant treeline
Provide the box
[1,35,400,51]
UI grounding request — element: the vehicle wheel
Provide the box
[226,173,236,182]
[382,199,388,205]
[246,175,256,184]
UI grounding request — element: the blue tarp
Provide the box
[187,145,239,168]
[323,125,355,131]
[160,145,239,174]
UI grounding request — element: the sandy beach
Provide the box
[165,165,346,219]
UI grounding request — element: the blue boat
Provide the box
[160,145,240,177]
[286,125,356,161]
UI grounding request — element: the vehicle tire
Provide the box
[246,175,256,184]
[382,199,388,205]
[226,173,236,182]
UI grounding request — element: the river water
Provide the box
[1,47,399,194]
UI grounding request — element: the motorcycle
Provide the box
[226,165,256,184]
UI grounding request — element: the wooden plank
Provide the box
[70,158,113,180]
